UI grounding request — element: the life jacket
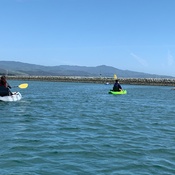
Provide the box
[0,85,10,96]
[113,83,121,91]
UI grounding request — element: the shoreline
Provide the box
[7,76,175,86]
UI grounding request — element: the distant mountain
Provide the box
[0,61,174,78]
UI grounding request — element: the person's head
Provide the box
[1,75,6,80]
[115,79,119,83]
[1,75,6,82]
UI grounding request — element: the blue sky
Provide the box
[0,0,175,76]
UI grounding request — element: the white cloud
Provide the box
[167,50,174,66]
[130,53,148,67]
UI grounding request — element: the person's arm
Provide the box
[119,84,122,91]
[7,83,11,89]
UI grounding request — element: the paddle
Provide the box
[13,83,28,89]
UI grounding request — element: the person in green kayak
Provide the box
[112,79,122,91]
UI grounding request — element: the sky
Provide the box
[0,0,175,76]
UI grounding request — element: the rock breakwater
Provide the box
[7,76,175,86]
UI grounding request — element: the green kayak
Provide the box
[108,90,127,95]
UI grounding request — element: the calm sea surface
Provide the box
[0,80,175,175]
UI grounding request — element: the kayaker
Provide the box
[112,79,122,91]
[0,75,13,96]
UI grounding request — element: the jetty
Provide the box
[7,76,175,86]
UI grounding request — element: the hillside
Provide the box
[0,61,174,78]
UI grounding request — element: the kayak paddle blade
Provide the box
[18,83,28,89]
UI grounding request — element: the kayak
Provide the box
[0,92,22,102]
[108,90,127,95]
[109,90,127,95]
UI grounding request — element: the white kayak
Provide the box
[0,92,22,102]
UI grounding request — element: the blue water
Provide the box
[1,80,175,175]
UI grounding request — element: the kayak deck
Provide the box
[109,90,127,95]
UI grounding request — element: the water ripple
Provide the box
[1,82,175,174]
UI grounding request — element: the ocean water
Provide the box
[0,80,175,175]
